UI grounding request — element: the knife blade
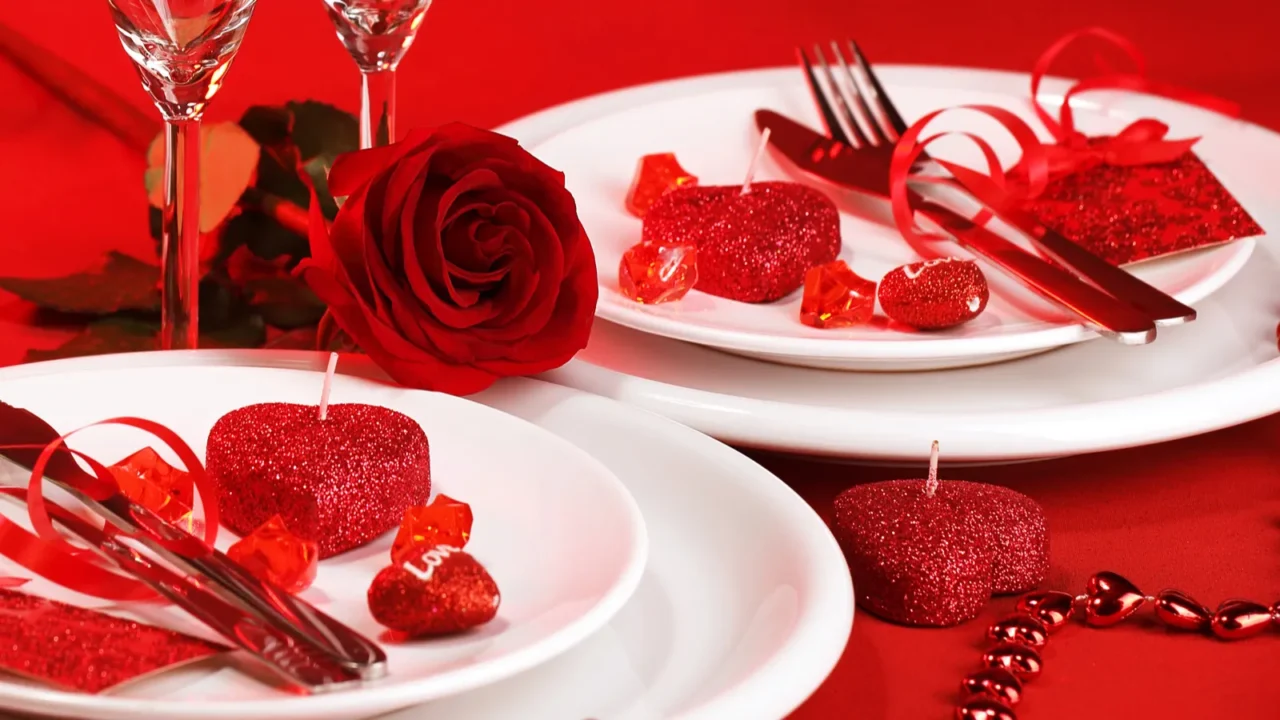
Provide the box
[0,485,364,693]
[0,448,387,680]
[756,110,1157,344]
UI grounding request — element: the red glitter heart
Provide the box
[641,182,841,303]
[368,544,500,637]
[207,402,431,558]
[832,474,1047,627]
[877,257,989,330]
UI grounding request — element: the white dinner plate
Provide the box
[529,66,1258,370]
[499,65,1280,462]
[0,351,853,720]
[0,362,647,719]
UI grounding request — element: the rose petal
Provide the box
[327,129,438,197]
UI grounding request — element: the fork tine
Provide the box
[812,44,869,148]
[797,47,852,146]
[829,41,886,146]
[847,40,907,139]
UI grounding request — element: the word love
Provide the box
[400,545,461,583]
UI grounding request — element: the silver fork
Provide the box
[806,40,1196,326]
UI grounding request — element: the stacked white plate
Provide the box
[499,65,1280,463]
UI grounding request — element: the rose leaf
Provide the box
[244,277,327,329]
[224,211,309,261]
[24,317,159,362]
[144,122,262,233]
[289,101,359,161]
[0,252,160,315]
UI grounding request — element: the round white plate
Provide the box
[0,362,647,720]
[0,351,853,720]
[529,66,1257,370]
[500,65,1280,463]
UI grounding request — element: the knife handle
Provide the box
[120,500,389,679]
[915,198,1157,344]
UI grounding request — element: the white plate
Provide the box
[530,67,1257,370]
[0,363,647,719]
[500,65,1280,463]
[0,351,853,719]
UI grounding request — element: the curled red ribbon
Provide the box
[0,416,220,600]
[888,27,1240,245]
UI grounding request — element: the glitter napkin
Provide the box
[0,589,224,693]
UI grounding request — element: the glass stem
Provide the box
[360,69,397,149]
[161,118,200,350]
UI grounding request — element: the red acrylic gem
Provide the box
[109,447,194,525]
[619,242,698,304]
[226,514,319,594]
[391,494,474,564]
[799,260,876,328]
[625,153,698,217]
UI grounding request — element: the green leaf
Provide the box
[0,252,160,314]
[144,122,262,233]
[202,312,267,349]
[239,105,292,147]
[265,327,319,350]
[224,211,309,261]
[243,277,326,329]
[25,317,158,362]
[289,101,359,161]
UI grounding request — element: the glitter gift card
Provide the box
[1019,151,1263,266]
[0,589,224,693]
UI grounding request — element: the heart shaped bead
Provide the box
[982,642,1043,680]
[961,667,1023,706]
[642,182,841,303]
[208,402,431,558]
[1154,590,1211,632]
[1210,600,1272,640]
[877,257,989,330]
[1083,572,1148,627]
[988,615,1049,648]
[1016,591,1075,632]
[956,696,1016,720]
[368,544,500,637]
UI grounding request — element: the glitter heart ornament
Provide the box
[207,402,431,558]
[877,257,989,330]
[368,544,501,637]
[641,182,841,303]
[831,444,1048,626]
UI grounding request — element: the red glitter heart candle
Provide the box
[831,443,1048,627]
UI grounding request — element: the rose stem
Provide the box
[318,352,339,421]
[741,128,772,195]
[925,440,940,497]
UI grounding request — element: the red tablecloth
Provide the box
[2,1,1278,718]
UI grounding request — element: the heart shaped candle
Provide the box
[641,181,841,303]
[831,443,1048,626]
[207,401,431,558]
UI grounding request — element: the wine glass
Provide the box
[107,0,257,350]
[321,0,434,148]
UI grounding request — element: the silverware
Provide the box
[805,40,1196,327]
[0,447,387,680]
[763,59,1156,343]
[0,486,363,692]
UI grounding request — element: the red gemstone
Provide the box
[799,260,876,328]
[625,153,698,217]
[1016,591,1075,631]
[109,447,194,526]
[619,242,698,304]
[392,494,474,564]
[227,515,319,594]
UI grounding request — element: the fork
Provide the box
[803,40,1197,326]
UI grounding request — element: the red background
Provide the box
[2,1,1279,718]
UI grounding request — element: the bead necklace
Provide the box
[955,571,1280,719]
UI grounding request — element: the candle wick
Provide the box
[741,128,772,195]
[318,352,338,421]
[925,440,940,497]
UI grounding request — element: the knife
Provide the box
[0,486,364,693]
[756,109,1157,344]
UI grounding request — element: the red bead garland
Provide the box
[957,571,1280,719]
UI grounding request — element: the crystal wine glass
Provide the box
[321,0,434,148]
[107,0,257,349]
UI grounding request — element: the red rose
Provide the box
[297,123,598,395]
